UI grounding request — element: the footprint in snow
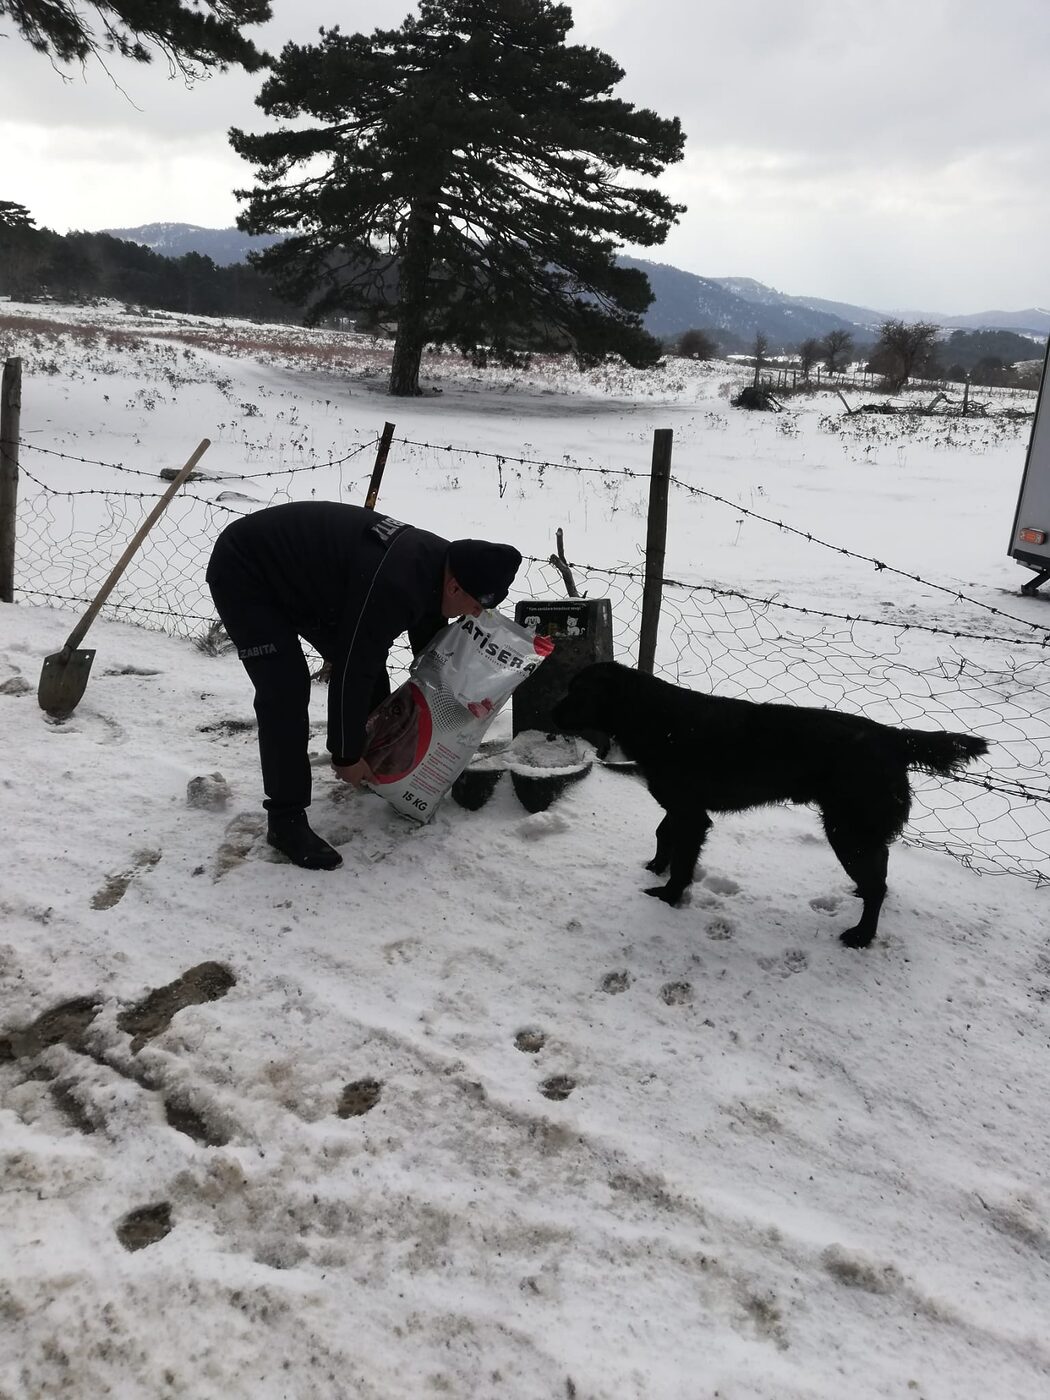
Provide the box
[539,1075,575,1101]
[213,811,266,878]
[660,981,693,1006]
[91,848,162,910]
[116,1203,173,1253]
[757,949,809,977]
[810,894,841,913]
[704,874,741,896]
[117,960,236,1052]
[601,970,631,994]
[338,1078,382,1117]
[163,1094,229,1147]
[45,707,127,745]
[198,717,256,737]
[383,937,423,965]
[1,995,101,1060]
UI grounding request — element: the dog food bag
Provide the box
[363,613,554,822]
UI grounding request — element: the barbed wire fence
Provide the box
[4,418,1050,886]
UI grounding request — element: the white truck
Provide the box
[1010,340,1050,595]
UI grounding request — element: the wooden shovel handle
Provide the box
[63,438,211,654]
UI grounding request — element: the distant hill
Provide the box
[894,306,1050,336]
[97,223,1049,346]
[623,261,871,347]
[101,222,283,266]
[717,282,889,334]
[714,276,1050,340]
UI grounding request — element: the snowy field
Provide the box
[2,303,1050,1399]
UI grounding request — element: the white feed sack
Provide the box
[363,613,554,822]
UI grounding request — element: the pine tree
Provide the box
[232,0,685,396]
[0,203,45,298]
[0,200,35,230]
[1,0,270,76]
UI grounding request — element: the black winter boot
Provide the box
[266,812,342,870]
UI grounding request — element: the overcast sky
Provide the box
[2,0,1048,313]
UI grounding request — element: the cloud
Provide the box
[2,122,245,231]
[2,0,1048,309]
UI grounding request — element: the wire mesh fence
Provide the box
[7,426,1050,885]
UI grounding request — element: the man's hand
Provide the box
[332,758,376,789]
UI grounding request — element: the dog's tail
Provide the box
[898,728,989,776]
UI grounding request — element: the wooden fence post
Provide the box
[637,428,673,675]
[364,421,395,509]
[0,357,21,604]
[312,418,396,684]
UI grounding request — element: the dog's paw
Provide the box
[644,857,669,875]
[644,885,681,906]
[840,925,876,949]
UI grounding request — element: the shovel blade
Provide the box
[38,648,96,718]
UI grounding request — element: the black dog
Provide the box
[551,662,988,948]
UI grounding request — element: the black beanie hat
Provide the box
[447,539,522,608]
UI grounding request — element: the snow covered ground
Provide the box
[2,303,1049,1399]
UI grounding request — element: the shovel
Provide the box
[38,439,211,718]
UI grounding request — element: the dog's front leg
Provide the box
[645,811,711,906]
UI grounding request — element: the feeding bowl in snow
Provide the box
[507,731,592,814]
[449,738,509,811]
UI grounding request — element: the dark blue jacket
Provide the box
[208,502,448,763]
